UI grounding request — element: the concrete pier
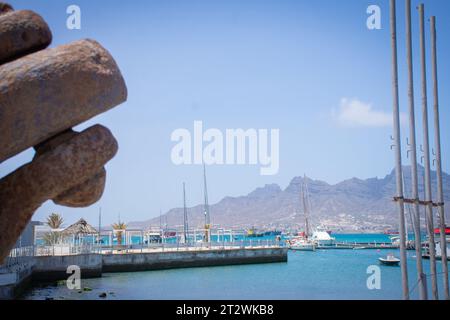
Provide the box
[33,254,103,281]
[0,247,288,299]
[102,247,287,273]
[0,261,34,299]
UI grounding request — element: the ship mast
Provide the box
[159,208,163,238]
[301,175,311,238]
[98,207,102,244]
[203,164,211,243]
[183,182,189,244]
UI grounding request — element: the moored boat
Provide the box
[247,227,264,238]
[289,241,316,251]
[311,228,336,247]
[287,236,316,251]
[379,254,400,266]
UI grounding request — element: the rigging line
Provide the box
[409,270,450,296]
[409,271,450,294]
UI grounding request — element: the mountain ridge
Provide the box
[128,166,450,232]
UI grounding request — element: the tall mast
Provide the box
[301,175,311,237]
[402,173,409,242]
[159,208,163,240]
[183,182,189,244]
[203,164,211,242]
[418,3,438,300]
[98,207,102,243]
[430,15,449,299]
[405,0,427,299]
[390,0,409,300]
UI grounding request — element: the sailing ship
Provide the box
[302,175,335,247]
[288,175,317,251]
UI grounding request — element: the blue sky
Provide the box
[2,0,450,226]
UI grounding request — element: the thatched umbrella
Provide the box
[62,218,97,238]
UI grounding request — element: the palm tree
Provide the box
[43,232,62,246]
[44,213,64,245]
[47,213,64,229]
[112,222,127,246]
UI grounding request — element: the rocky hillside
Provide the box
[129,166,450,233]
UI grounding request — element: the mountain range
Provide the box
[129,166,450,233]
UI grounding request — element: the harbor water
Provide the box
[23,234,447,300]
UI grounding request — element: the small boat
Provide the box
[379,254,400,266]
[290,242,316,251]
[247,228,264,238]
[287,237,316,251]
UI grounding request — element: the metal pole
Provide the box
[390,0,409,300]
[98,207,102,248]
[430,15,449,300]
[203,164,211,243]
[183,182,189,244]
[418,3,439,300]
[406,0,428,300]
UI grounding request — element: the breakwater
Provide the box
[0,247,288,299]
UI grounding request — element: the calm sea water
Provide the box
[23,234,447,300]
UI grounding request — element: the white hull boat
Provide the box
[290,242,316,251]
[379,254,400,266]
[311,230,336,247]
[287,237,316,251]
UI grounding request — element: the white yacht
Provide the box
[311,228,335,246]
[293,176,336,248]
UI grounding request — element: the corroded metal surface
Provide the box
[0,39,127,163]
[0,10,52,64]
[0,125,118,261]
[0,2,127,264]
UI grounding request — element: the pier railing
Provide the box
[2,239,284,261]
[99,239,283,254]
[98,239,283,254]
[0,246,35,274]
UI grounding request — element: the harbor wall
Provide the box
[102,248,288,272]
[0,247,287,299]
[33,254,102,281]
[0,262,34,300]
